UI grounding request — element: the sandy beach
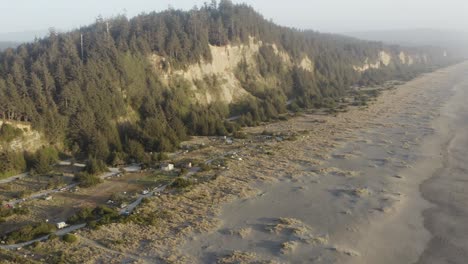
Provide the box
[178,62,468,263]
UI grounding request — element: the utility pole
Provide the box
[106,21,110,35]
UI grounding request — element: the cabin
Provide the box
[161,163,174,172]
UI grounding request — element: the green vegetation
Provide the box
[197,162,210,171]
[140,171,177,186]
[84,158,108,175]
[0,151,26,179]
[123,210,170,227]
[0,248,40,264]
[0,146,59,179]
[170,177,192,189]
[0,123,23,142]
[62,233,78,243]
[0,1,457,172]
[28,147,59,175]
[73,158,108,187]
[74,172,102,187]
[233,131,248,139]
[210,158,228,168]
[0,207,29,221]
[3,223,56,244]
[67,205,120,226]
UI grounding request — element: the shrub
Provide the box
[200,163,212,172]
[157,152,169,161]
[170,178,192,189]
[125,211,162,226]
[0,151,26,179]
[88,220,99,229]
[5,223,56,244]
[67,205,119,226]
[75,172,102,188]
[62,234,77,243]
[28,147,59,175]
[179,168,188,176]
[0,207,29,218]
[233,131,248,139]
[288,101,301,112]
[85,158,108,175]
[126,140,146,162]
[0,123,23,142]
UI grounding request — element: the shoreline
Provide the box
[416,78,468,263]
[179,62,468,263]
[345,79,458,264]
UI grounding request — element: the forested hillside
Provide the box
[0,0,457,174]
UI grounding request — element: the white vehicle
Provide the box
[142,190,149,195]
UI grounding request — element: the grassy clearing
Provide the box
[136,171,177,187]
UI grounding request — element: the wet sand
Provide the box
[416,74,468,263]
[180,62,468,263]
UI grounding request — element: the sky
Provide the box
[0,0,467,41]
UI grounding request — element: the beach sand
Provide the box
[179,62,468,263]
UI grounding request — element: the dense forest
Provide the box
[0,0,458,174]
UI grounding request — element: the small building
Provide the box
[161,163,174,172]
[56,222,67,229]
[44,196,53,201]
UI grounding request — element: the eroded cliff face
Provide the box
[0,120,45,153]
[149,37,314,105]
[353,50,423,72]
[353,51,392,72]
[399,52,415,65]
[149,37,436,107]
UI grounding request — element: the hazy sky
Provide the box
[0,0,467,38]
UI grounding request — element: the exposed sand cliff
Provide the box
[353,51,392,72]
[0,120,45,152]
[353,50,421,72]
[149,37,314,105]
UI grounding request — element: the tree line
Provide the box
[0,0,456,171]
